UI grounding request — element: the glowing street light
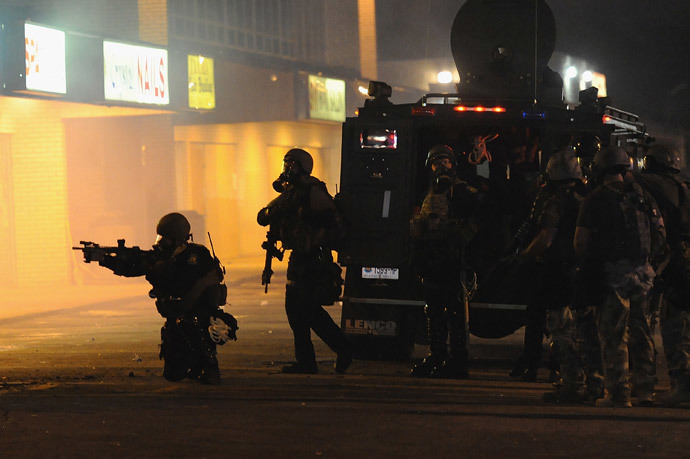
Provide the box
[437,71,453,84]
[582,70,594,83]
[565,66,577,79]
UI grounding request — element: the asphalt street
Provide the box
[1,259,690,458]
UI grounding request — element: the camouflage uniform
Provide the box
[575,306,605,399]
[635,170,690,394]
[410,177,479,378]
[597,260,656,399]
[577,180,665,403]
[535,186,586,395]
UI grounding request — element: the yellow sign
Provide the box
[308,75,345,122]
[188,55,215,109]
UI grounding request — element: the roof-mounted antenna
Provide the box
[533,0,539,105]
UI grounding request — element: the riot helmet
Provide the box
[643,143,681,173]
[425,144,456,169]
[592,146,630,176]
[155,212,191,253]
[546,151,583,182]
[273,148,314,192]
[284,148,313,175]
[425,145,456,194]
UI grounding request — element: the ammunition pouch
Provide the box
[218,283,228,306]
[301,252,344,306]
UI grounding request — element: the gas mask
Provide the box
[153,235,178,258]
[430,159,455,194]
[273,157,301,192]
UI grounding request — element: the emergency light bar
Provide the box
[411,106,436,116]
[453,105,506,113]
[602,106,645,134]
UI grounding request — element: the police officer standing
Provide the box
[88,212,237,385]
[410,145,479,379]
[574,147,666,407]
[257,148,352,374]
[516,151,588,402]
[634,144,690,405]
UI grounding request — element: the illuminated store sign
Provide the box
[308,75,345,122]
[103,41,169,105]
[25,23,66,94]
[188,55,215,109]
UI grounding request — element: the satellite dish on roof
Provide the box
[450,0,561,104]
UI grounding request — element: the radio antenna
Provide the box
[533,0,539,105]
[208,232,226,274]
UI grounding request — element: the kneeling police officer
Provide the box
[89,212,237,385]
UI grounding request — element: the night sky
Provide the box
[377,0,689,128]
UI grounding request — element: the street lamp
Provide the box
[437,71,453,84]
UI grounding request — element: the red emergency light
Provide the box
[602,115,612,123]
[411,106,437,116]
[453,105,506,113]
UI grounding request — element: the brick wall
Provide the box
[138,0,168,45]
[357,0,378,80]
[0,98,70,286]
[0,97,169,286]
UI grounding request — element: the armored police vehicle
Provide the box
[336,0,647,359]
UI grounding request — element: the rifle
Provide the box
[261,229,284,293]
[72,239,152,263]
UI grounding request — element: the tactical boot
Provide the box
[410,355,442,378]
[442,308,468,379]
[595,394,632,408]
[548,368,564,387]
[584,385,605,404]
[334,352,353,374]
[200,365,222,385]
[519,367,538,382]
[636,390,655,407]
[658,385,690,407]
[509,356,538,381]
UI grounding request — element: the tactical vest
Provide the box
[542,187,584,264]
[613,182,657,265]
[277,177,342,253]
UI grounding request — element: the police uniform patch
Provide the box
[187,254,198,265]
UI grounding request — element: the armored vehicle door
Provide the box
[338,119,415,268]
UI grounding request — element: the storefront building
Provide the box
[0,0,376,286]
